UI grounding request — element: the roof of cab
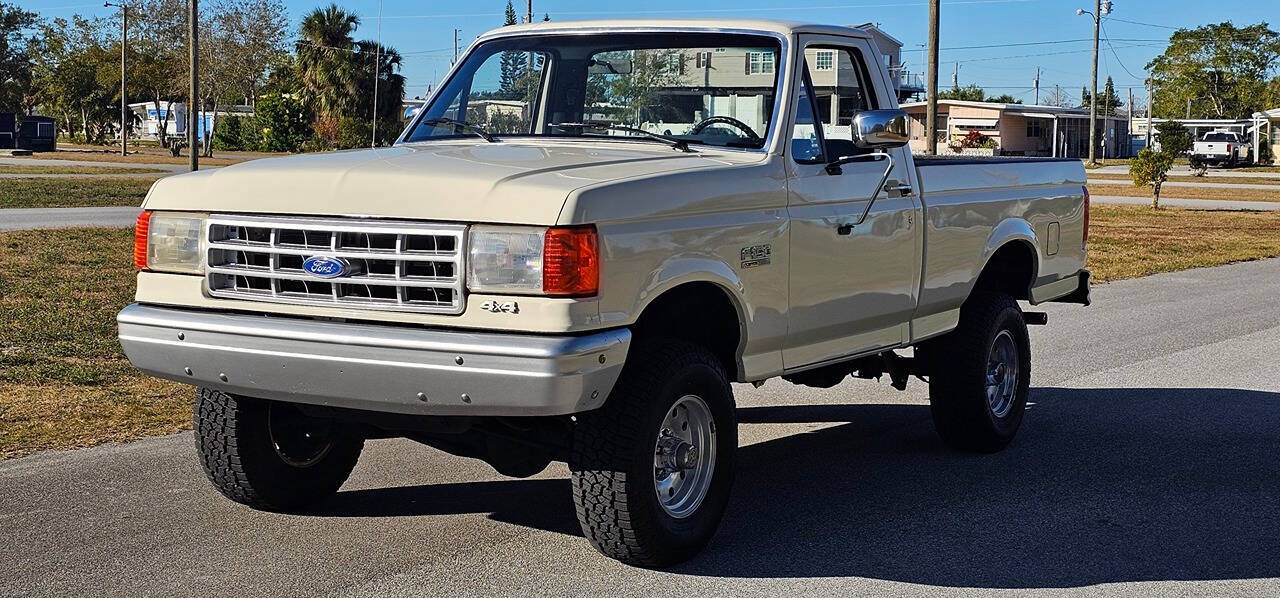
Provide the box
[476,19,872,41]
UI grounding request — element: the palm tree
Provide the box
[354,40,406,143]
[296,4,360,115]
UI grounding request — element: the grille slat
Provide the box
[205,215,465,314]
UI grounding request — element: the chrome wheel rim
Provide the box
[267,403,335,468]
[653,395,717,519]
[986,330,1019,418]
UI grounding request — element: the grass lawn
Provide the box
[1084,182,1280,202]
[3,208,1280,458]
[0,164,166,175]
[1087,204,1280,282]
[37,146,280,167]
[1088,173,1280,186]
[0,178,155,209]
[0,228,187,459]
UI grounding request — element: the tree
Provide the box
[1146,22,1280,119]
[131,0,187,147]
[985,94,1022,104]
[296,4,361,116]
[1081,76,1124,116]
[1153,119,1193,155]
[31,16,117,142]
[0,2,37,113]
[939,84,985,102]
[497,1,524,99]
[1129,147,1175,208]
[1042,86,1073,107]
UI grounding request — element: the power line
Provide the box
[372,0,1054,20]
[1100,22,1144,80]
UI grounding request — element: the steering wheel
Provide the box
[689,116,761,141]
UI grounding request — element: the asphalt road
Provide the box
[0,206,142,231]
[3,259,1280,596]
[1089,194,1280,211]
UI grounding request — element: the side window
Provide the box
[803,45,879,156]
[791,70,824,164]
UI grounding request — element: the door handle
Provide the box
[884,182,913,195]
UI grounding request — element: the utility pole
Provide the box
[452,28,461,65]
[1081,0,1103,166]
[925,0,939,155]
[1033,66,1040,105]
[188,0,198,171]
[1127,86,1133,155]
[1185,97,1191,119]
[105,2,128,156]
[952,62,959,89]
[371,0,382,148]
[1152,77,1162,149]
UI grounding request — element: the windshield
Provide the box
[404,33,783,150]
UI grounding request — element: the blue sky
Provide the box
[23,0,1279,106]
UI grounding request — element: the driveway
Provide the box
[0,206,141,231]
[2,259,1279,596]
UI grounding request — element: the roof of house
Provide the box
[853,22,903,47]
[478,19,873,41]
[900,99,1128,119]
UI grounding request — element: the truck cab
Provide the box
[119,20,1089,567]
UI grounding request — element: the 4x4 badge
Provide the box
[479,300,519,314]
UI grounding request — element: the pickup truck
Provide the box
[118,20,1090,567]
[1191,130,1251,167]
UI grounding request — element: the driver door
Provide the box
[782,36,922,369]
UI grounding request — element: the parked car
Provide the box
[118,19,1090,567]
[1191,130,1251,168]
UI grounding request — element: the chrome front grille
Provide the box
[205,215,466,314]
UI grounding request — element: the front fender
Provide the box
[633,253,748,321]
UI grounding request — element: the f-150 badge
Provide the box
[740,244,772,268]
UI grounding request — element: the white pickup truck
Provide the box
[119,20,1090,566]
[1191,130,1251,167]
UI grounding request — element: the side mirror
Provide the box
[851,109,910,150]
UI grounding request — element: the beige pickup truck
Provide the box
[119,20,1090,566]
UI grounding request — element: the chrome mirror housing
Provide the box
[851,109,910,150]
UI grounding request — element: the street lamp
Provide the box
[1077,0,1111,166]
[104,1,128,156]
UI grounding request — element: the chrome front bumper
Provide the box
[117,304,631,416]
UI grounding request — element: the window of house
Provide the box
[1027,120,1046,138]
[802,45,878,129]
[747,51,775,74]
[815,50,834,71]
[695,51,712,68]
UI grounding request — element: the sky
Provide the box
[21,0,1280,106]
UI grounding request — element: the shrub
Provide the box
[212,115,252,151]
[1129,147,1175,209]
[252,93,310,153]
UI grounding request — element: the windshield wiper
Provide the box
[547,121,695,153]
[423,118,497,142]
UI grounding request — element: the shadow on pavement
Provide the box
[319,386,1280,588]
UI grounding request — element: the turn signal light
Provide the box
[543,226,598,296]
[134,210,152,269]
[1082,185,1090,250]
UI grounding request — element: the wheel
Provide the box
[194,388,364,511]
[924,291,1031,452]
[568,341,736,567]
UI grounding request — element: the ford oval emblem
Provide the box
[302,256,350,279]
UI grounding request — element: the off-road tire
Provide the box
[568,341,736,568]
[194,388,364,511]
[925,291,1031,453]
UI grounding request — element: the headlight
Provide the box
[134,211,205,274]
[467,225,598,296]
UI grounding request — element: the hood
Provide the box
[144,140,754,225]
